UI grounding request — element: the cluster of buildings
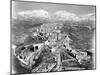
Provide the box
[13,23,92,72]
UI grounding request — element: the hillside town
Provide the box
[13,22,93,73]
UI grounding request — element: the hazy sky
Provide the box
[12,1,96,17]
